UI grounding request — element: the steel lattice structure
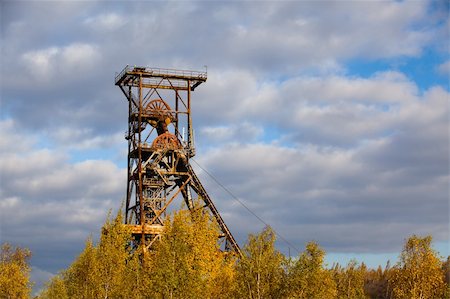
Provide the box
[115,65,240,254]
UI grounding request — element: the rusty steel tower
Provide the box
[115,65,240,254]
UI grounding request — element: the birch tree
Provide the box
[150,205,234,299]
[234,226,286,299]
[288,241,336,299]
[389,235,446,299]
[0,243,32,299]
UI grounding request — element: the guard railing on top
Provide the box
[115,65,130,84]
[115,65,207,85]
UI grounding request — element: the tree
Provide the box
[234,226,286,299]
[62,237,100,298]
[95,212,132,298]
[150,204,235,299]
[363,262,392,299]
[288,241,337,299]
[38,205,238,299]
[333,260,368,299]
[389,235,446,299]
[443,256,450,299]
[39,211,134,299]
[38,275,69,299]
[0,243,32,299]
[119,246,148,299]
[444,256,450,285]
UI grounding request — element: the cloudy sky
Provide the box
[1,0,449,292]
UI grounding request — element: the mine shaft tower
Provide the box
[115,65,240,254]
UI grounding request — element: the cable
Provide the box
[191,158,301,255]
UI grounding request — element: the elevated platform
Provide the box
[129,111,177,122]
[129,142,187,160]
[128,224,165,235]
[115,66,207,91]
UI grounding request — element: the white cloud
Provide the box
[83,13,127,31]
[195,69,260,123]
[21,43,100,83]
[437,60,450,75]
[284,71,418,104]
[193,80,449,252]
[0,196,20,209]
[21,47,59,79]
[61,43,100,70]
[199,0,434,72]
[0,119,35,151]
[196,69,436,147]
[0,120,125,273]
[50,127,124,150]
[199,122,263,145]
[196,129,448,252]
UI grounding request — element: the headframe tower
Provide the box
[115,66,239,254]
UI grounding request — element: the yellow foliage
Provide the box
[38,210,134,299]
[35,206,449,299]
[389,235,447,299]
[288,241,337,299]
[150,203,236,298]
[235,226,287,299]
[38,276,68,299]
[333,260,368,299]
[0,243,32,299]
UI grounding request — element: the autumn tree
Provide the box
[95,212,132,298]
[39,204,237,299]
[389,235,447,299]
[234,226,286,299]
[444,256,450,284]
[62,237,98,298]
[39,275,69,299]
[333,260,368,299]
[119,247,148,299]
[363,262,392,299]
[149,204,235,299]
[0,243,32,299]
[39,211,134,299]
[287,241,337,299]
[443,256,450,299]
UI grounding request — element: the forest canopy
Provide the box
[1,208,449,299]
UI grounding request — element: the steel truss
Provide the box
[115,66,240,254]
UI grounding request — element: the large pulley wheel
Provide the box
[145,99,175,122]
[151,132,181,150]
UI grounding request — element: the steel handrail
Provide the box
[115,65,130,84]
[115,65,207,85]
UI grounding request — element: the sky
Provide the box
[0,0,449,293]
